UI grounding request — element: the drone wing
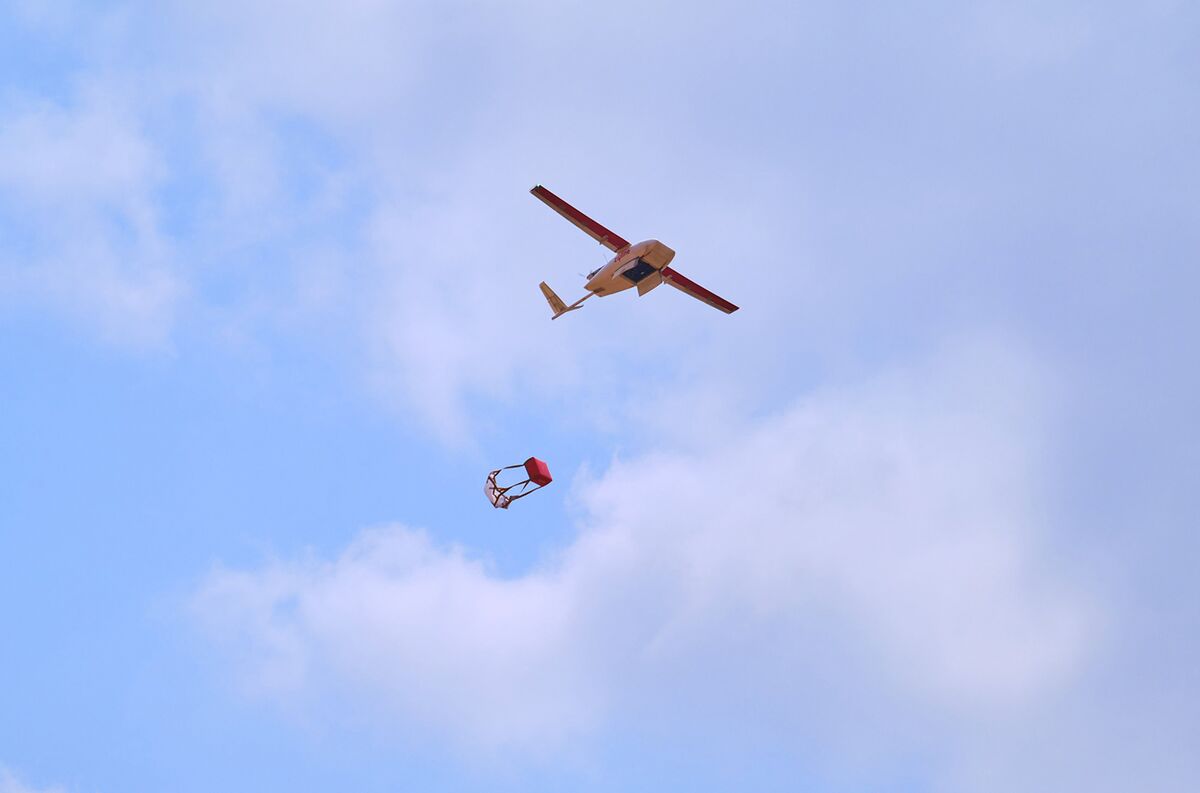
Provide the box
[530,185,630,252]
[661,267,739,314]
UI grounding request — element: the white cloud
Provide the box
[359,173,601,443]
[194,338,1093,773]
[165,1,446,127]
[0,82,183,348]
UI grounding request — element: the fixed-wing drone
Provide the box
[532,185,739,319]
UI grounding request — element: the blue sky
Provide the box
[1,1,1197,791]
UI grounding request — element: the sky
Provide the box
[0,0,1197,791]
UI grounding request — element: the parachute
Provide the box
[485,456,553,509]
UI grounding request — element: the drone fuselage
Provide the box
[584,239,675,296]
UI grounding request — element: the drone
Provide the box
[531,185,739,319]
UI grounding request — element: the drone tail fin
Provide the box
[539,281,587,319]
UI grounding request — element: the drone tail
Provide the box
[539,281,587,319]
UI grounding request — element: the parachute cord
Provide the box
[505,482,544,502]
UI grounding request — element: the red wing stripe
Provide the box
[661,267,739,314]
[530,185,630,252]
